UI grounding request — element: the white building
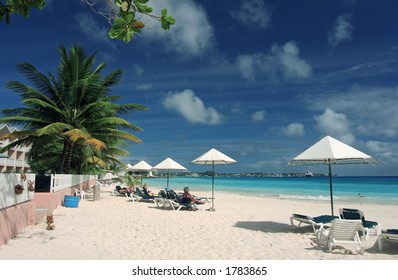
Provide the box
[0,125,31,173]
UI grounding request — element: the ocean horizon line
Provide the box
[140,175,398,206]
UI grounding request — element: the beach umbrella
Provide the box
[288,135,377,216]
[129,160,153,187]
[153,157,187,188]
[191,148,237,211]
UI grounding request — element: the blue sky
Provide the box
[1,0,398,176]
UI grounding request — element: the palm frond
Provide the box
[84,138,106,150]
[37,122,73,136]
[63,128,91,141]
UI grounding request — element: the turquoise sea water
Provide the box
[142,176,398,205]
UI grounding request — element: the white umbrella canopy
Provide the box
[153,157,187,188]
[191,148,237,165]
[131,160,153,171]
[289,135,376,165]
[288,135,377,216]
[129,160,153,187]
[126,163,134,170]
[191,148,237,211]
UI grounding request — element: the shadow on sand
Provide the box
[232,221,310,234]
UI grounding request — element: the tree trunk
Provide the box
[77,160,83,175]
[58,140,68,174]
[63,140,74,174]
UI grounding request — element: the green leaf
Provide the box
[108,17,135,43]
[6,12,10,24]
[161,8,167,17]
[114,0,124,7]
[36,0,46,9]
[30,0,46,9]
[121,1,129,12]
[108,18,127,39]
[134,2,153,13]
[124,28,135,42]
[161,15,175,31]
[164,16,175,25]
[120,9,135,22]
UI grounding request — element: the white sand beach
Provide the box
[0,187,397,260]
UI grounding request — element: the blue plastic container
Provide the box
[64,195,79,208]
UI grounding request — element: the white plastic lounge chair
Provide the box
[315,219,364,254]
[158,190,198,211]
[134,188,160,205]
[155,191,176,210]
[162,198,187,211]
[125,192,140,202]
[290,213,338,232]
[74,187,86,200]
[339,208,380,238]
[112,185,129,197]
[378,229,398,251]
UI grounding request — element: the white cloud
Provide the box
[75,13,116,51]
[271,41,313,80]
[44,0,56,9]
[230,102,245,114]
[229,0,272,29]
[328,14,354,47]
[365,141,398,165]
[281,123,305,137]
[144,0,214,57]
[133,64,144,77]
[135,83,153,91]
[236,54,262,80]
[252,110,266,122]
[236,41,312,81]
[163,89,223,125]
[302,86,398,139]
[314,108,355,144]
[365,141,390,153]
[343,0,357,8]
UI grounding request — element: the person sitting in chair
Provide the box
[127,185,136,194]
[142,183,156,198]
[116,185,131,195]
[182,187,206,205]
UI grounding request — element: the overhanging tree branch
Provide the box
[1,0,175,43]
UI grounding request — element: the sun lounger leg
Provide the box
[378,234,384,251]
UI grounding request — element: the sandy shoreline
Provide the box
[0,187,397,260]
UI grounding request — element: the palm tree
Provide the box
[0,44,147,174]
[27,135,63,174]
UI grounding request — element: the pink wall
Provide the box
[32,188,74,213]
[0,202,36,246]
[0,177,97,246]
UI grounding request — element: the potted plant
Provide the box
[14,184,24,195]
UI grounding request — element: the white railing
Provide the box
[0,173,96,209]
[0,173,36,209]
[51,174,94,192]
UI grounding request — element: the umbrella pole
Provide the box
[167,170,170,188]
[328,161,334,216]
[211,161,215,211]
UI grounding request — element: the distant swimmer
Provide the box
[357,193,365,197]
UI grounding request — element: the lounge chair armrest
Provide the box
[315,226,329,246]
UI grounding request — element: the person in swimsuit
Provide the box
[182,187,206,204]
